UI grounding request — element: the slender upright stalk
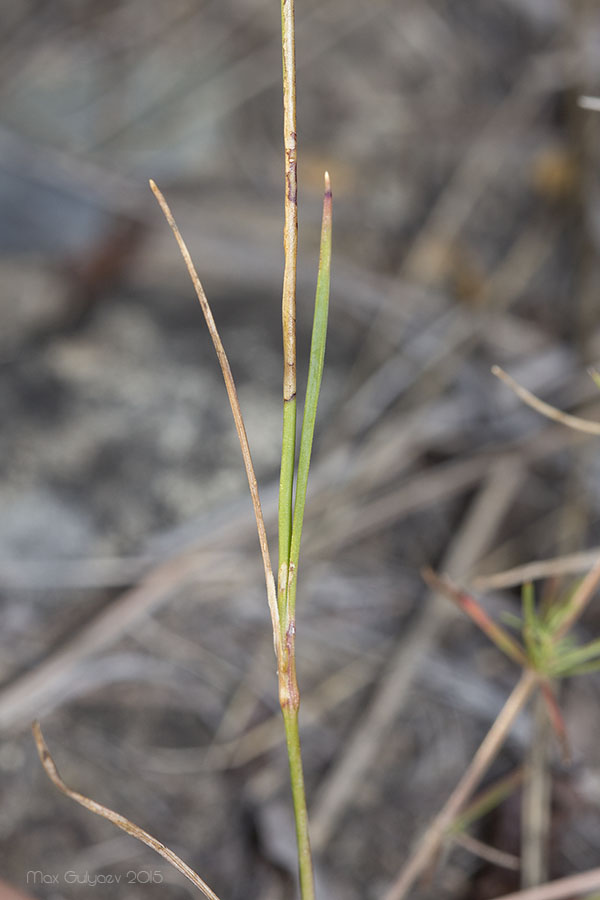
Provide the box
[283,680,315,900]
[276,3,317,898]
[37,6,328,898]
[279,178,331,900]
[152,162,327,899]
[278,0,298,629]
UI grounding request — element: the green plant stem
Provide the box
[277,3,317,898]
[279,396,296,622]
[283,703,316,900]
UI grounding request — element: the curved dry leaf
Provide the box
[33,721,222,900]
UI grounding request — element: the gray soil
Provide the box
[2,2,600,899]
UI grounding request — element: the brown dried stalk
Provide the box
[149,180,280,655]
[33,722,221,900]
[492,365,600,435]
[278,0,299,615]
[473,548,600,591]
[280,0,298,410]
[553,555,600,639]
[493,866,600,900]
[453,832,520,871]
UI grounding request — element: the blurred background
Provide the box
[2,1,600,897]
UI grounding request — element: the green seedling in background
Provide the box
[425,566,600,761]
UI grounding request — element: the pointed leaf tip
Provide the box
[149,179,161,200]
[588,367,600,391]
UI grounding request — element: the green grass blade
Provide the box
[550,637,600,676]
[561,659,600,676]
[449,768,524,835]
[287,173,332,621]
[522,582,536,628]
[279,395,297,618]
[521,580,537,658]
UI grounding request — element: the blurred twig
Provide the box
[521,693,552,888]
[492,867,600,900]
[384,671,538,900]
[473,547,600,591]
[493,366,600,435]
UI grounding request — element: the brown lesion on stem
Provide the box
[286,150,298,204]
[279,619,300,712]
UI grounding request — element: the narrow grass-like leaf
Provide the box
[500,611,526,632]
[522,581,538,659]
[550,638,600,676]
[561,659,600,676]
[286,173,332,622]
[522,582,536,629]
[279,396,296,619]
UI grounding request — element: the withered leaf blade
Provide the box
[32,721,222,900]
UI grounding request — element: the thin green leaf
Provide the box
[561,659,600,676]
[500,611,525,632]
[522,582,536,629]
[278,396,297,620]
[550,638,600,676]
[449,768,524,835]
[287,173,332,621]
[544,580,581,633]
[521,581,538,659]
